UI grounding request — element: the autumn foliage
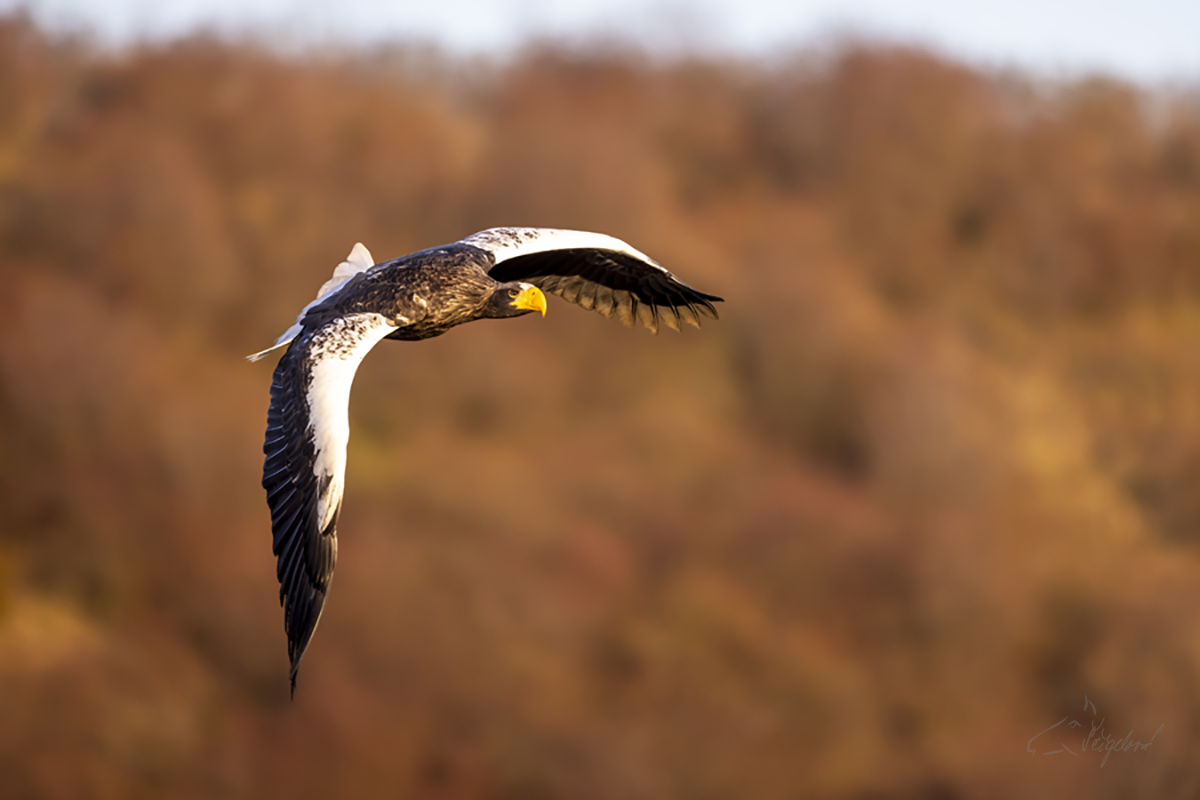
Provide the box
[2,13,1200,798]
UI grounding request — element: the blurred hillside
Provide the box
[2,12,1200,798]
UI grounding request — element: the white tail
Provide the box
[245,243,375,362]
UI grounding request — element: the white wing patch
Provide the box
[304,312,397,532]
[460,227,665,272]
[246,243,376,362]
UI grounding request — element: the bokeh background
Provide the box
[2,5,1200,797]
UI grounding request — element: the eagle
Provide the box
[249,227,723,693]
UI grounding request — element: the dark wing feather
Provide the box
[487,247,722,333]
[262,310,396,694]
[263,342,338,696]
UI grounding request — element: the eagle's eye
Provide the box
[507,288,520,298]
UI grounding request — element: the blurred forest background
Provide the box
[2,10,1200,798]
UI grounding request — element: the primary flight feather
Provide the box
[252,227,723,694]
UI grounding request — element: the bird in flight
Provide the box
[249,227,723,694]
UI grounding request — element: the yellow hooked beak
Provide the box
[511,285,547,317]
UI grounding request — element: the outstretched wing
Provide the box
[262,312,397,694]
[465,228,723,333]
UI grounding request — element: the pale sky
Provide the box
[6,0,1199,82]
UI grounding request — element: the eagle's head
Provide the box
[483,281,547,319]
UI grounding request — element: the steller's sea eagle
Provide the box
[249,227,722,694]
